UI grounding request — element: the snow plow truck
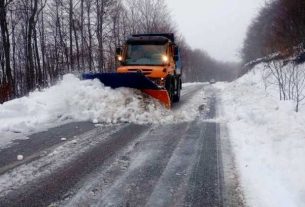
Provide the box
[82,33,182,108]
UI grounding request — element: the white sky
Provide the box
[166,0,267,62]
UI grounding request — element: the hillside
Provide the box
[216,62,305,207]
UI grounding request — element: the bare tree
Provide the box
[264,60,305,112]
[0,0,13,92]
[0,0,181,102]
[291,64,305,112]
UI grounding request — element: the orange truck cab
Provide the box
[116,33,182,104]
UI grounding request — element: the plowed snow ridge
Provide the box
[0,74,205,135]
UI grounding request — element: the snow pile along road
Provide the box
[216,63,305,207]
[0,74,204,135]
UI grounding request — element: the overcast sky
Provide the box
[166,0,267,62]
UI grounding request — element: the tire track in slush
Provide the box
[66,91,223,207]
[0,124,149,207]
[97,122,191,207]
[0,85,225,207]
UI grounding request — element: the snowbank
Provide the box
[216,63,305,207]
[183,82,207,87]
[0,74,204,136]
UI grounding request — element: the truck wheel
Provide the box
[173,77,181,103]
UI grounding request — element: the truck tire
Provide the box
[165,76,174,103]
[173,77,181,103]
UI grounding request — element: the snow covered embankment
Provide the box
[0,74,203,135]
[216,63,305,207]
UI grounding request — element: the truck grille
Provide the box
[128,69,153,76]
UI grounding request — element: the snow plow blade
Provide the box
[82,73,171,108]
[142,89,171,108]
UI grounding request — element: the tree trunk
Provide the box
[69,0,73,71]
[40,8,47,87]
[0,0,13,96]
[87,0,93,71]
[96,0,104,72]
[80,0,85,68]
[25,0,39,92]
[34,27,42,87]
[73,20,80,71]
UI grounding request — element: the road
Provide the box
[0,84,242,207]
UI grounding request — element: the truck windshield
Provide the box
[125,44,166,66]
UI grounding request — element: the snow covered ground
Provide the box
[0,75,205,149]
[216,63,305,207]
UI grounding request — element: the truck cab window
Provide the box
[125,44,167,66]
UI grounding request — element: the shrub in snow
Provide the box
[263,61,305,112]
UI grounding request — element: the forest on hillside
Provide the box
[0,0,177,101]
[0,0,239,103]
[183,48,239,82]
[242,0,305,63]
[242,0,305,112]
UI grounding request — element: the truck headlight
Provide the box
[162,55,169,62]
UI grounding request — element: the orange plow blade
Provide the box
[142,89,171,108]
[82,73,172,108]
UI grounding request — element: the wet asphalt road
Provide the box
[0,84,241,207]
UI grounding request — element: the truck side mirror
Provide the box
[174,46,179,61]
[174,46,179,56]
[116,47,123,62]
[116,47,122,56]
